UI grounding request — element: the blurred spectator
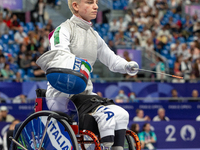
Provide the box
[0,92,8,103]
[27,38,38,53]
[170,43,178,57]
[14,26,28,45]
[17,43,27,68]
[10,14,20,31]
[35,0,46,24]
[192,58,200,78]
[0,106,15,122]
[138,123,157,150]
[0,97,6,103]
[96,91,103,97]
[189,73,198,83]
[12,72,23,83]
[0,13,9,37]
[172,56,184,83]
[3,119,20,150]
[196,115,200,121]
[130,123,140,135]
[188,89,200,102]
[45,19,54,31]
[0,64,14,79]
[117,17,128,32]
[168,0,179,11]
[144,38,154,54]
[130,123,140,148]
[132,37,143,50]
[0,54,6,70]
[108,40,116,54]
[193,20,200,34]
[123,51,131,62]
[115,90,129,103]
[177,43,190,58]
[157,25,172,44]
[41,28,50,50]
[170,89,180,102]
[129,92,139,102]
[190,42,200,61]
[31,46,45,77]
[168,16,180,33]
[155,57,166,80]
[124,9,133,24]
[20,52,32,74]
[153,108,170,121]
[1,7,11,19]
[114,31,126,47]
[109,18,119,33]
[127,17,137,32]
[12,94,27,103]
[180,56,192,79]
[133,109,151,121]
[7,56,18,74]
[3,14,12,28]
[182,15,193,37]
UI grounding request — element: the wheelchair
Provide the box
[11,89,141,150]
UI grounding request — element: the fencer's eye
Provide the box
[87,1,93,4]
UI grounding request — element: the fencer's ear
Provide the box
[72,2,79,12]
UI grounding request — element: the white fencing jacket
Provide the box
[37,15,128,98]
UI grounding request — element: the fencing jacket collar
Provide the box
[70,15,92,30]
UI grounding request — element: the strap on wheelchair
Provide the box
[35,89,47,97]
[70,94,115,115]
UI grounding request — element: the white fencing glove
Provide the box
[125,61,139,76]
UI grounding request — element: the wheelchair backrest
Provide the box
[35,89,48,111]
[34,89,79,124]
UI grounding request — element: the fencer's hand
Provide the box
[125,61,139,76]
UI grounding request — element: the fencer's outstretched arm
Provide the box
[96,33,138,76]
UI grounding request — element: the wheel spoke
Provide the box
[9,136,28,150]
[38,117,51,150]
[31,132,37,149]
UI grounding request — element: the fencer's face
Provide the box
[73,0,98,21]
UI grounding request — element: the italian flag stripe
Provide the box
[82,61,91,72]
[80,70,89,79]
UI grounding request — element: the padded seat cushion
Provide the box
[79,114,99,135]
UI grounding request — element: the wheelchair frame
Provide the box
[11,96,141,150]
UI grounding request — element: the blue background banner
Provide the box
[118,102,200,120]
[1,82,200,101]
[1,118,199,149]
[128,121,200,149]
[0,102,199,123]
[0,0,23,10]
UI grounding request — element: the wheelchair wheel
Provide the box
[78,131,138,150]
[12,111,79,150]
[124,135,135,150]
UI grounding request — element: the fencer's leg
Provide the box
[106,105,129,150]
[46,96,70,112]
[112,129,126,150]
[92,106,116,149]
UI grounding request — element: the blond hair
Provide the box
[68,0,81,14]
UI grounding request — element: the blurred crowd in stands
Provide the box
[0,0,53,82]
[0,0,200,83]
[101,0,200,82]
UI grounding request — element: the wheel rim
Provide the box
[14,111,77,150]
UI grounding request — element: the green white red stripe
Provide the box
[80,62,91,79]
